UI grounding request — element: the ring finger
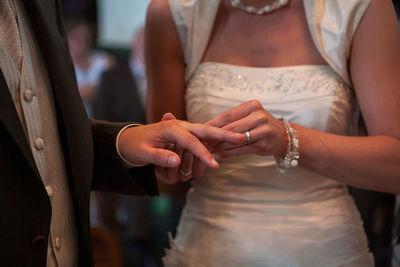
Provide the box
[213,127,269,153]
[178,150,194,181]
[164,144,184,183]
[222,111,266,134]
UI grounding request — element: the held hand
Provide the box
[117,116,245,184]
[206,100,287,159]
[160,113,209,182]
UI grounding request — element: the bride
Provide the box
[146,0,400,265]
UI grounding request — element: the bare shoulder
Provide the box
[145,0,182,57]
[352,0,399,40]
[146,0,173,28]
[350,0,400,76]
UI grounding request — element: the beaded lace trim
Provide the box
[187,62,351,100]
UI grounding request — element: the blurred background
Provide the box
[60,0,400,266]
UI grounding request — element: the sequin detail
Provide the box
[187,63,352,103]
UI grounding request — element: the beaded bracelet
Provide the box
[275,118,300,172]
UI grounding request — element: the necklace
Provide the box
[230,0,290,15]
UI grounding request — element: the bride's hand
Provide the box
[207,100,287,159]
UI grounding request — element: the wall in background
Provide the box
[97,0,151,48]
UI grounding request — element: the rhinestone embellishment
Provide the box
[187,63,351,102]
[230,0,290,15]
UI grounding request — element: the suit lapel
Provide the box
[0,0,92,194]
[0,71,40,178]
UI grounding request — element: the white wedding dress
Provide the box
[163,0,374,266]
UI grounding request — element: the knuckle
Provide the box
[262,124,273,135]
[258,141,268,151]
[250,100,262,110]
[223,113,234,124]
[160,120,174,130]
[223,124,234,132]
[256,112,268,124]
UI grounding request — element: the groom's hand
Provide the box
[206,100,286,159]
[117,117,244,184]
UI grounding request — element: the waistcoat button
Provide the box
[24,90,33,102]
[45,185,53,197]
[34,138,44,151]
[55,237,62,250]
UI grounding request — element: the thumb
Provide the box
[146,147,181,168]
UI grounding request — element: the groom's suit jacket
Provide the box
[0,0,158,266]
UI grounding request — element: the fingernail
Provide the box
[211,158,219,167]
[167,155,178,167]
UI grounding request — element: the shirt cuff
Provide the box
[116,124,148,168]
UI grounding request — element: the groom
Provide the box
[0,0,243,266]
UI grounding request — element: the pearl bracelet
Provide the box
[275,118,299,172]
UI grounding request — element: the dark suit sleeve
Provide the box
[90,119,159,196]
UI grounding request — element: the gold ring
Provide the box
[179,169,192,176]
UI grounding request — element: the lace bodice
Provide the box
[186,62,355,134]
[184,63,356,203]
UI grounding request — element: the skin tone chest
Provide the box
[202,0,328,68]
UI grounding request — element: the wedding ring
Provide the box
[179,168,192,176]
[245,131,251,145]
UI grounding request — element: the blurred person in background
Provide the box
[93,27,147,123]
[66,17,115,117]
[130,27,148,110]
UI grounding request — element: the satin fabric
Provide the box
[165,0,374,266]
[164,63,373,266]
